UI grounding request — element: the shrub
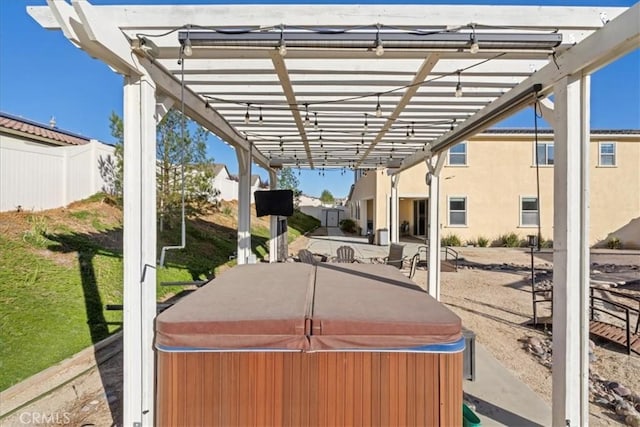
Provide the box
[541,237,553,248]
[498,232,520,247]
[339,218,357,234]
[441,233,462,247]
[476,236,489,247]
[607,236,622,249]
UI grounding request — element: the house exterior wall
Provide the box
[0,134,115,212]
[347,132,640,248]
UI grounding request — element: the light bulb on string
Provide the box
[313,112,318,130]
[375,94,382,117]
[278,25,287,57]
[450,118,457,131]
[405,126,410,140]
[319,129,323,148]
[470,24,480,54]
[258,107,263,125]
[361,133,365,145]
[304,104,310,127]
[455,71,463,98]
[363,113,368,132]
[410,122,415,138]
[183,37,193,57]
[375,25,384,57]
[244,104,251,124]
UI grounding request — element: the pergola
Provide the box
[29,2,639,426]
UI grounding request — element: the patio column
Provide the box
[390,174,400,243]
[236,146,252,264]
[426,153,446,298]
[122,74,157,426]
[268,169,279,262]
[552,74,590,427]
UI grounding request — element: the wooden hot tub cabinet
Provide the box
[155,263,463,426]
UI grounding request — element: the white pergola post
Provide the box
[122,75,157,427]
[268,170,279,263]
[552,74,590,427]
[236,147,252,264]
[390,174,400,243]
[426,153,446,298]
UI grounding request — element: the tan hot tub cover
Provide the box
[155,262,461,351]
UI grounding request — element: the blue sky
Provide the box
[1,1,638,198]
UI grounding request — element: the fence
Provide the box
[0,136,115,212]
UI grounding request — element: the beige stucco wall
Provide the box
[348,133,640,248]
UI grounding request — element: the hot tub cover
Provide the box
[155,262,461,352]
[156,263,315,350]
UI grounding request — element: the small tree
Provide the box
[107,110,219,229]
[277,167,302,208]
[320,189,335,205]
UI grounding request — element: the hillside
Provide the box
[0,194,319,390]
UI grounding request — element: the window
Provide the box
[535,142,554,165]
[599,142,616,166]
[448,142,467,165]
[520,197,539,227]
[448,197,467,226]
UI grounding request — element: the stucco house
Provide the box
[208,162,268,203]
[347,129,640,248]
[0,112,115,212]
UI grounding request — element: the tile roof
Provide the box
[0,112,91,146]
[484,128,640,135]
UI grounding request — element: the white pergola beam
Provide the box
[552,74,590,427]
[270,52,314,168]
[70,5,625,29]
[426,153,447,298]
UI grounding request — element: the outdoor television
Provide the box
[254,189,294,217]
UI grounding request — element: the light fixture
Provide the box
[183,36,193,57]
[375,24,384,57]
[356,146,360,155]
[204,99,210,109]
[469,24,480,54]
[319,129,323,148]
[361,133,365,145]
[180,30,562,52]
[244,104,250,124]
[278,25,287,57]
[258,107,263,125]
[179,31,562,52]
[405,126,410,140]
[304,104,310,127]
[364,113,368,132]
[410,122,415,138]
[314,112,318,130]
[375,94,382,117]
[455,71,463,98]
[450,118,457,131]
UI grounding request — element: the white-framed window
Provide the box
[448,196,467,226]
[448,142,467,166]
[520,196,539,227]
[535,142,554,166]
[599,142,616,166]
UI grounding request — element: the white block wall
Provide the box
[0,135,115,212]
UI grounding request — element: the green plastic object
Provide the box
[463,403,481,427]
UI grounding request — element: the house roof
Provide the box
[482,128,640,135]
[208,163,230,178]
[0,112,91,146]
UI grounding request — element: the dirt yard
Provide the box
[2,244,638,426]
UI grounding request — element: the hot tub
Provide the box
[156,262,463,426]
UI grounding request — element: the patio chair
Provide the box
[297,249,317,265]
[372,243,406,269]
[333,245,356,263]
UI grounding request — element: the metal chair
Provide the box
[372,243,406,269]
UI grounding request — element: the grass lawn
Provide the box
[0,195,319,390]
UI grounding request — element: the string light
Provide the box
[450,118,457,131]
[375,24,384,57]
[258,107,263,125]
[313,112,318,130]
[319,129,323,148]
[204,99,210,109]
[361,133,365,145]
[183,36,193,57]
[470,24,480,54]
[363,113,368,132]
[455,71,463,98]
[375,94,382,117]
[410,122,415,138]
[244,104,251,124]
[405,126,410,140]
[304,104,310,127]
[278,24,287,57]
